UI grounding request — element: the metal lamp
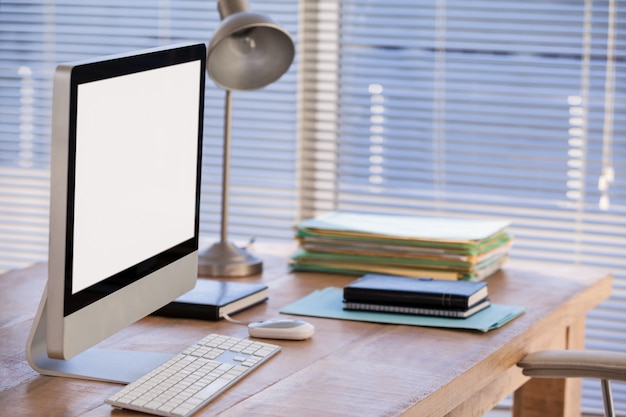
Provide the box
[198,0,295,277]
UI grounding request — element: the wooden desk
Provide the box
[0,243,612,417]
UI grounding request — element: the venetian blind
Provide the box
[300,0,626,414]
[0,0,299,273]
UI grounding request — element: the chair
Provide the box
[518,350,626,417]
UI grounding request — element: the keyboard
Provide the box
[105,333,281,417]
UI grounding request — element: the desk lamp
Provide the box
[198,0,295,277]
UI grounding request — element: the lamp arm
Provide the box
[219,89,232,244]
[218,0,249,20]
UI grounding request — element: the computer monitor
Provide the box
[26,42,206,383]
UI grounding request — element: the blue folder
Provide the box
[280,287,524,332]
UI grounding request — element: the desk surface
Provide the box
[0,243,612,417]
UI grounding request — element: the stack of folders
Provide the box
[290,211,512,281]
[342,274,490,318]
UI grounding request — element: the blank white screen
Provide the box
[71,60,201,294]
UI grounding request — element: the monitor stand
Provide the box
[26,284,174,384]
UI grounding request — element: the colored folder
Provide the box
[280,287,524,333]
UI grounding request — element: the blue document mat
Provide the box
[280,287,524,332]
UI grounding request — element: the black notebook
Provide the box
[343,273,488,310]
[153,278,268,321]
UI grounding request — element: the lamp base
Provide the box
[197,241,262,277]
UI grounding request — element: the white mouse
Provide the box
[248,319,315,340]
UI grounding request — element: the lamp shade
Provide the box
[207,11,294,91]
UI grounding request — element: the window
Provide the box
[1,0,625,414]
[301,0,626,413]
